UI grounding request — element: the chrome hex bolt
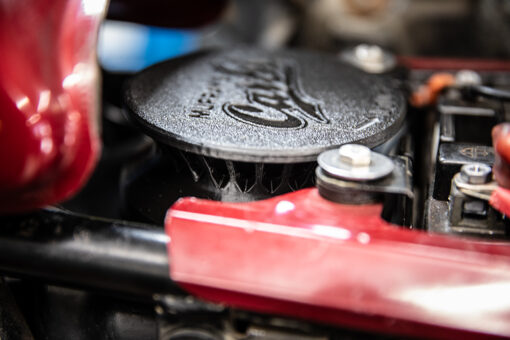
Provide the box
[459,163,492,185]
[338,144,371,167]
[318,144,394,181]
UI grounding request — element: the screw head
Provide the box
[338,144,371,167]
[460,163,492,184]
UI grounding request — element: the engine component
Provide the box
[424,67,510,238]
[121,48,406,223]
[316,146,413,225]
[124,49,405,163]
[433,143,495,200]
[446,164,505,237]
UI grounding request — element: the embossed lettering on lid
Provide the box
[124,48,406,163]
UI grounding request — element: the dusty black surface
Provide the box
[124,48,406,163]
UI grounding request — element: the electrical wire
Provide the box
[469,85,510,101]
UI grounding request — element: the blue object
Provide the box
[98,20,198,72]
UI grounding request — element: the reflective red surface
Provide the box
[493,123,510,188]
[0,0,105,212]
[489,123,510,215]
[166,188,510,339]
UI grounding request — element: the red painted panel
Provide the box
[167,188,510,339]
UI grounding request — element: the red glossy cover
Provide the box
[0,0,105,212]
[166,188,510,339]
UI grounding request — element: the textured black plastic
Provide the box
[124,49,406,163]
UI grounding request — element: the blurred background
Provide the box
[99,0,510,73]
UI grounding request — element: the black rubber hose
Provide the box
[0,208,180,297]
[469,85,510,101]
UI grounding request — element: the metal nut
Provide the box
[460,163,492,184]
[338,144,371,167]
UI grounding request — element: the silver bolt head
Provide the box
[460,163,492,184]
[455,70,482,87]
[318,146,394,181]
[338,144,371,167]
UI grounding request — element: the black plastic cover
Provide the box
[124,49,405,163]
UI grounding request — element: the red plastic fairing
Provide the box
[0,0,105,212]
[166,188,510,339]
